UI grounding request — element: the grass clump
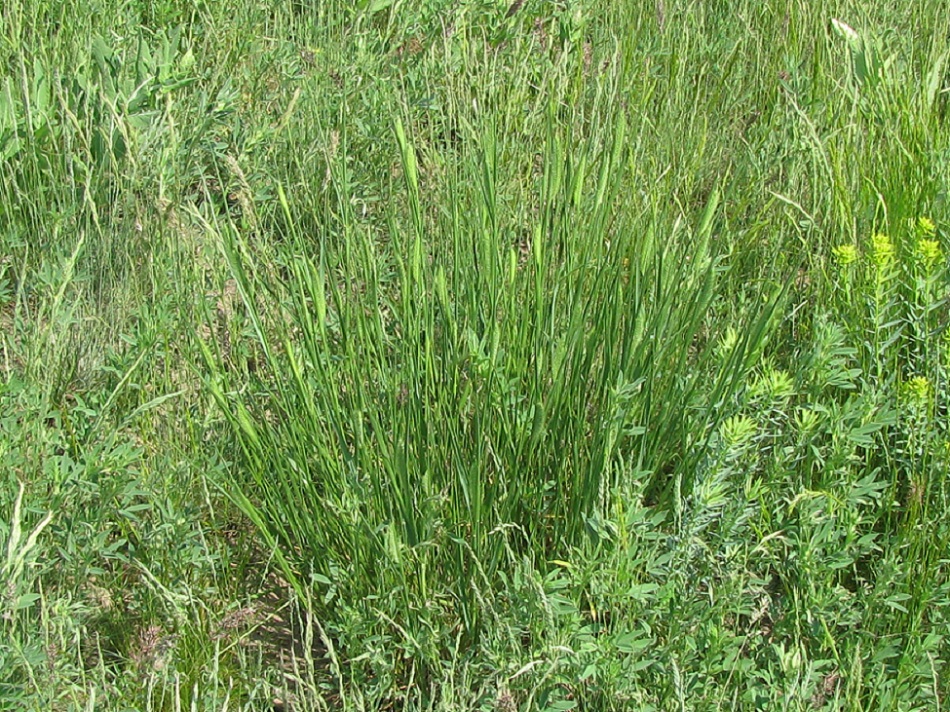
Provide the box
[1,0,950,709]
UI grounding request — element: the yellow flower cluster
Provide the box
[902,375,933,407]
[832,244,858,267]
[917,216,937,238]
[916,238,943,270]
[831,219,942,276]
[871,233,895,268]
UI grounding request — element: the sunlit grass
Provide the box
[1,0,949,709]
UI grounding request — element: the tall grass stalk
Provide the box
[197,43,785,681]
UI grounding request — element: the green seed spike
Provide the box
[533,223,543,271]
[394,117,419,197]
[695,182,720,258]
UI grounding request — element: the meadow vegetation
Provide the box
[2,0,950,709]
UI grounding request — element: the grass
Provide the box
[2,0,950,709]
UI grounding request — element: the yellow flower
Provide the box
[832,244,858,267]
[871,233,895,267]
[916,217,937,238]
[902,375,932,407]
[915,238,942,271]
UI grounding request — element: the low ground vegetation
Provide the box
[2,1,950,709]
